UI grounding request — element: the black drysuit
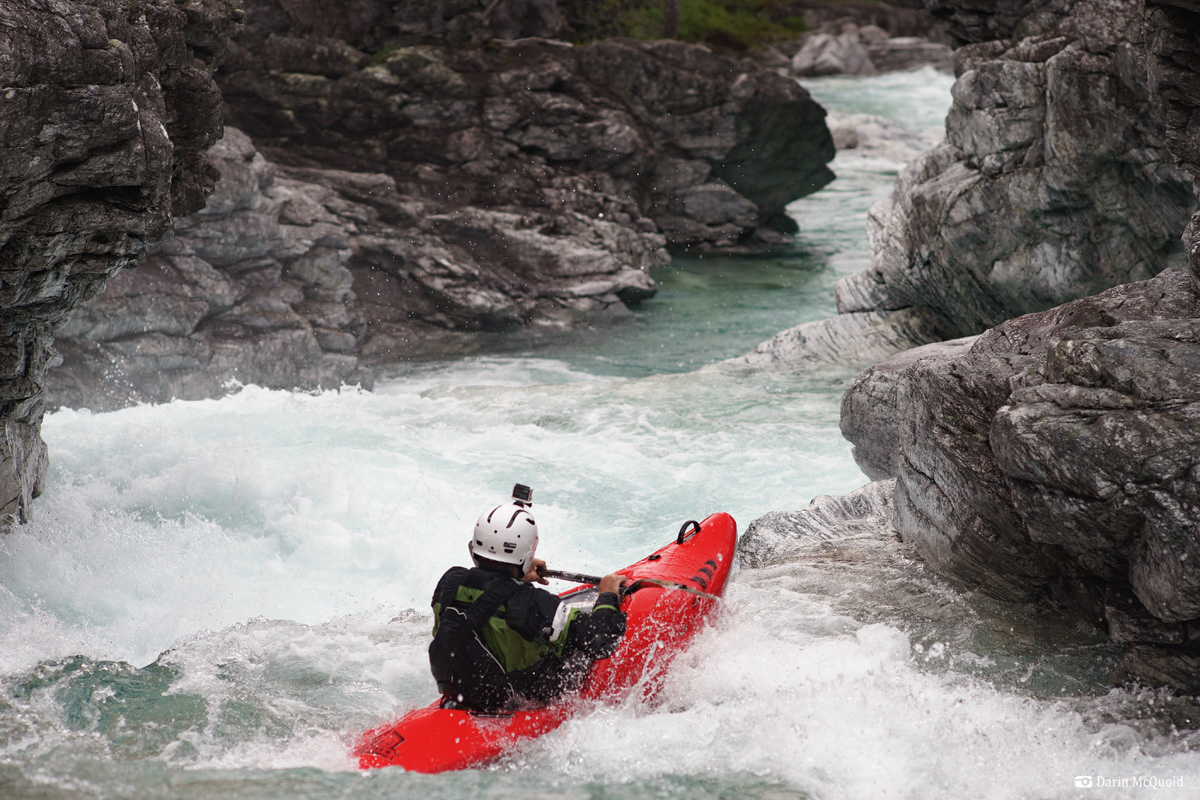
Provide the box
[430,566,626,711]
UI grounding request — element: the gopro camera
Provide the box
[512,483,533,506]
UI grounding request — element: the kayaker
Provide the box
[429,484,627,712]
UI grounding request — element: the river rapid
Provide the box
[2,68,1198,800]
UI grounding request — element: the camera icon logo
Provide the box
[1074,776,1094,788]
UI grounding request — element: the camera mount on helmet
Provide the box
[511,483,533,507]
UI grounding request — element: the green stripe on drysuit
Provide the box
[432,585,579,673]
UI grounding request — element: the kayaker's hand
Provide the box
[598,573,627,596]
[523,558,549,584]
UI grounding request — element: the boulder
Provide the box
[789,19,952,77]
[792,30,878,76]
[739,480,897,568]
[719,308,946,373]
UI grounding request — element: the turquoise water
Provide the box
[2,67,1199,800]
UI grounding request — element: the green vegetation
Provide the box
[569,1,807,53]
[370,46,397,65]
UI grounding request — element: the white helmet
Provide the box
[470,502,539,573]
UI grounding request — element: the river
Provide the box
[2,67,1197,799]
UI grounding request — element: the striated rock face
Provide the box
[50,1,838,408]
[731,0,1193,376]
[47,128,370,410]
[834,0,1200,691]
[842,265,1200,690]
[739,479,897,568]
[1144,0,1200,185]
[838,335,977,480]
[48,126,666,408]
[218,2,836,250]
[0,0,239,522]
[836,0,1195,342]
[719,308,947,373]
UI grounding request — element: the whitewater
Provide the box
[2,68,1198,799]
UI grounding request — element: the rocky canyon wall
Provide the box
[0,0,239,522]
[217,1,836,249]
[48,0,838,407]
[736,0,1195,373]
[837,0,1200,692]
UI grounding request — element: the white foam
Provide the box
[518,580,1200,800]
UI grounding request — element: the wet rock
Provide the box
[825,110,946,162]
[833,0,1200,693]
[792,29,878,76]
[0,0,238,523]
[49,127,672,408]
[1105,587,1188,646]
[48,128,369,409]
[739,0,1200,693]
[992,318,1200,622]
[841,265,1200,687]
[839,336,977,480]
[820,0,1196,355]
[867,36,954,74]
[789,19,952,77]
[219,8,836,251]
[1116,646,1200,695]
[719,308,946,373]
[51,2,836,410]
[739,480,897,568]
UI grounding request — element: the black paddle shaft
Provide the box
[541,568,720,601]
[541,569,603,584]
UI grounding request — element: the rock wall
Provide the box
[0,0,239,523]
[46,128,371,410]
[218,1,836,250]
[838,0,1200,692]
[50,0,838,407]
[842,264,1200,691]
[837,0,1195,342]
[741,0,1195,375]
[888,0,1075,46]
[48,126,667,407]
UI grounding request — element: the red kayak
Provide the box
[354,511,738,772]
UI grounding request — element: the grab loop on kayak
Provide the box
[676,520,701,545]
